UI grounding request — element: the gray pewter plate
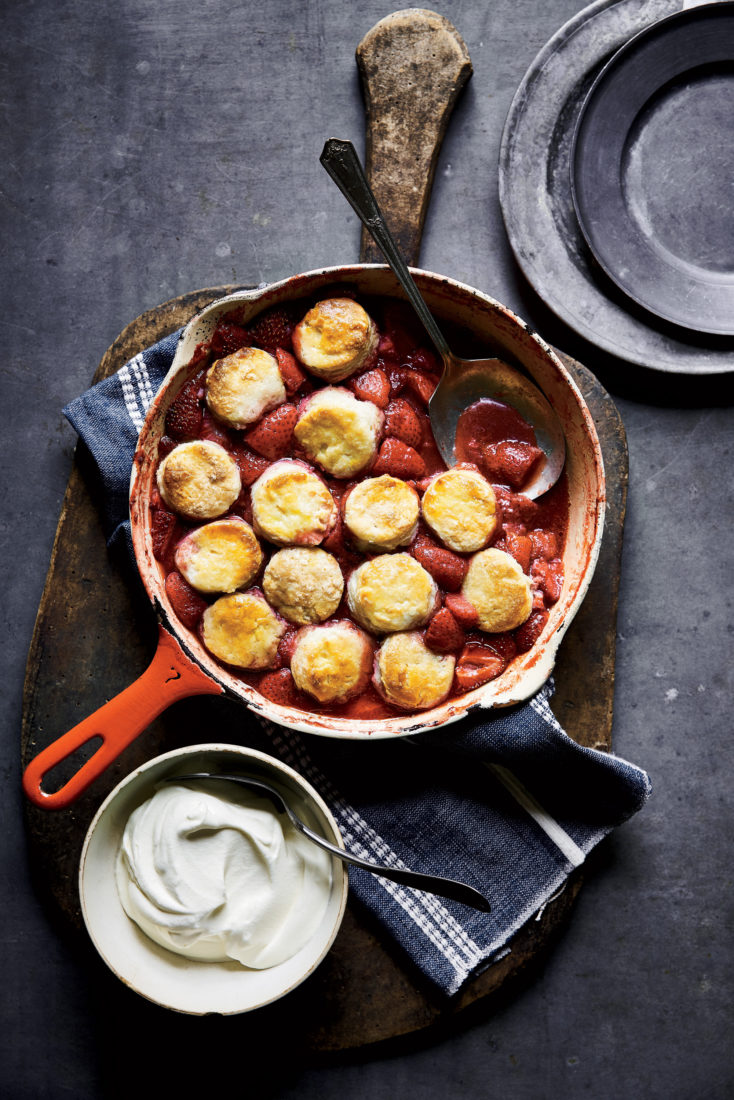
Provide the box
[499,0,734,373]
[571,3,734,335]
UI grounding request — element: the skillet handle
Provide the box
[22,625,224,811]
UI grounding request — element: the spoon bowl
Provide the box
[167,772,491,912]
[320,138,566,498]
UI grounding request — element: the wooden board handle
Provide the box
[22,625,224,810]
[356,8,472,265]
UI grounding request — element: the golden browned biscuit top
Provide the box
[347,553,438,634]
[156,440,241,521]
[292,298,378,381]
[290,621,373,704]
[375,631,455,710]
[421,467,498,553]
[263,547,344,624]
[461,547,533,633]
[201,591,285,669]
[343,475,420,552]
[174,518,263,594]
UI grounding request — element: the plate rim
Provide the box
[570,1,734,334]
[498,0,734,374]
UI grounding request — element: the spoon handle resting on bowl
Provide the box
[168,773,491,913]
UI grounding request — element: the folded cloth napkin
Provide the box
[65,331,651,997]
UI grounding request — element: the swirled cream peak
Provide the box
[115,781,332,969]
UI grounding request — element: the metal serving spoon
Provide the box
[166,773,491,912]
[320,137,565,499]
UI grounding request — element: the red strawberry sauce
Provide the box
[151,293,568,720]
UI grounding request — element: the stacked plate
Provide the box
[499,0,734,373]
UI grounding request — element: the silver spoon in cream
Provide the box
[320,137,565,499]
[166,773,491,912]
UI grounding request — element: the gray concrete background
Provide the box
[2,1,732,1096]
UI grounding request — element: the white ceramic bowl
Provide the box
[78,743,349,1015]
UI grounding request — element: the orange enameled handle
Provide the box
[22,625,225,810]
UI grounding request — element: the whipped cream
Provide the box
[115,781,333,968]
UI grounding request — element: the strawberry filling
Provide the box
[150,294,568,717]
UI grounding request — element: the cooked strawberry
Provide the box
[247,306,295,351]
[404,370,439,405]
[165,572,208,630]
[320,506,345,555]
[454,641,506,692]
[425,608,465,653]
[514,609,549,652]
[386,363,412,396]
[242,403,298,460]
[257,668,303,708]
[232,445,270,486]
[229,489,254,525]
[531,558,564,604]
[209,320,252,359]
[411,534,466,591]
[199,411,232,450]
[150,508,179,564]
[484,632,518,664]
[492,485,540,526]
[383,398,423,449]
[165,378,203,441]
[381,301,425,357]
[275,628,299,668]
[480,440,544,491]
[532,588,546,611]
[407,347,441,375]
[275,347,308,394]
[529,529,559,561]
[443,593,480,629]
[377,332,398,360]
[158,435,177,459]
[495,525,532,574]
[340,691,395,719]
[372,437,426,479]
[348,368,390,409]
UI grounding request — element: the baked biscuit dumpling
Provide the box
[293,387,383,478]
[374,631,455,711]
[421,467,499,553]
[205,346,285,428]
[250,459,338,546]
[343,475,420,552]
[174,518,263,594]
[263,547,344,625]
[461,547,533,633]
[347,553,439,635]
[292,297,378,382]
[290,621,373,704]
[201,590,285,669]
[156,440,241,521]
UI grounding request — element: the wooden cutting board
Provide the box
[20,11,627,1051]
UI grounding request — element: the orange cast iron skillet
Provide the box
[23,265,605,810]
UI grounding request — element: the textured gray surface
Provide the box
[2,1,732,1097]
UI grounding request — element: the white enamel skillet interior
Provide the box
[131,264,606,739]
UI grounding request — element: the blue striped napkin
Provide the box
[64,330,651,996]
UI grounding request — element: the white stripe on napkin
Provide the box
[487,763,585,868]
[264,722,485,982]
[119,352,155,431]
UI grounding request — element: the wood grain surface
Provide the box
[20,284,627,1050]
[356,9,472,265]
